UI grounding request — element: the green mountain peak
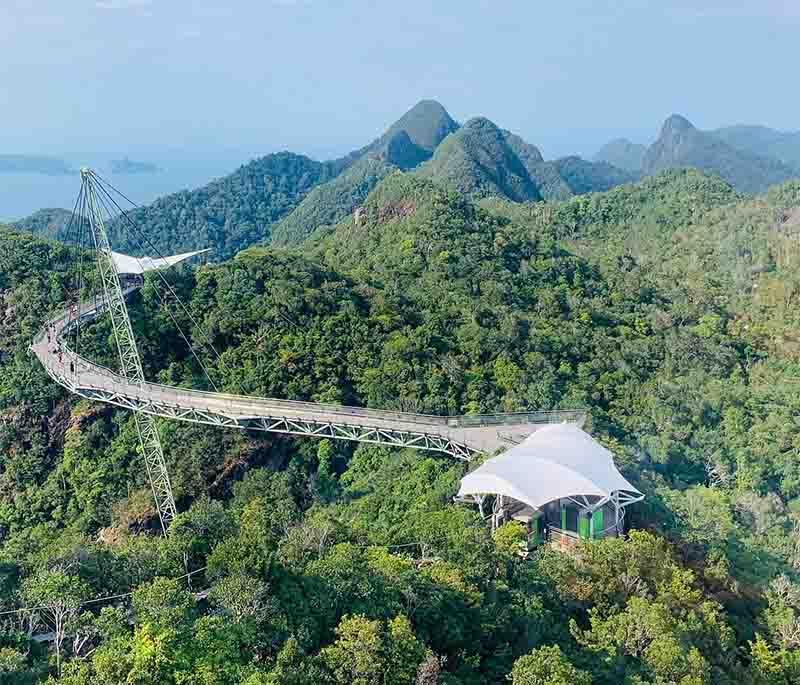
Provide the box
[644,113,798,194]
[416,116,542,202]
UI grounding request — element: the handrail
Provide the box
[40,295,587,430]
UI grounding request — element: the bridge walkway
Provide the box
[31,293,584,459]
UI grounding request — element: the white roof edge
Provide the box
[111,248,210,275]
[457,423,641,510]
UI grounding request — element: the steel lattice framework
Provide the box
[36,292,584,470]
[81,170,177,533]
[40,361,478,461]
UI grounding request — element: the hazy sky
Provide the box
[1,0,798,161]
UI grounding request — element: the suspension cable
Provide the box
[90,183,220,393]
[47,183,86,323]
[0,566,208,618]
[88,172,245,394]
[74,187,90,359]
[90,171,285,393]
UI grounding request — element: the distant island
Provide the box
[0,154,75,175]
[111,157,160,174]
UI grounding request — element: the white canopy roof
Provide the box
[111,249,209,275]
[457,423,640,510]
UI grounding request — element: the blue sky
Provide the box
[1,0,797,160]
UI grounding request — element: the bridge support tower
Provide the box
[80,169,177,534]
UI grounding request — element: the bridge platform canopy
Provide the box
[457,423,643,545]
[111,249,209,276]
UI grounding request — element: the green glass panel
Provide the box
[592,508,604,538]
[579,514,590,540]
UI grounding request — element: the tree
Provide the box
[21,567,89,676]
[47,661,92,685]
[0,647,39,685]
[384,615,425,685]
[320,614,384,685]
[131,576,196,632]
[493,521,527,561]
[747,633,800,685]
[209,573,270,625]
[763,576,800,650]
[262,637,328,685]
[318,613,425,685]
[126,622,182,685]
[509,645,591,685]
[168,497,234,582]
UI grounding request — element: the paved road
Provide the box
[31,294,584,456]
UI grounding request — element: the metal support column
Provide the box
[81,169,177,534]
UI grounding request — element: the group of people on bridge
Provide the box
[45,319,75,376]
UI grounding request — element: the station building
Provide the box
[457,423,643,550]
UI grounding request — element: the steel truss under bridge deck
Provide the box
[32,292,586,461]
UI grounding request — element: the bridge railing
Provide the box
[42,299,587,430]
[72,356,587,428]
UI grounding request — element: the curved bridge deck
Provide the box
[31,294,585,459]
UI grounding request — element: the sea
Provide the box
[0,155,247,223]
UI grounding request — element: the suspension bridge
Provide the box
[30,169,585,534]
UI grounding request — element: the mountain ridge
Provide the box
[416,117,543,202]
[13,104,799,258]
[593,137,647,173]
[269,100,460,246]
[710,124,800,170]
[643,114,798,194]
[333,99,459,172]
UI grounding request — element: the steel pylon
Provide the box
[80,169,177,534]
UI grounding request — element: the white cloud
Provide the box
[668,0,799,21]
[95,0,152,9]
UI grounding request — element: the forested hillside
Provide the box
[416,120,637,205]
[416,118,544,202]
[270,157,394,247]
[11,208,74,241]
[270,100,459,247]
[593,137,648,173]
[275,113,640,248]
[712,125,800,170]
[3,164,800,683]
[28,103,800,261]
[12,106,800,265]
[104,152,339,261]
[332,99,459,172]
[643,115,798,195]
[548,155,638,195]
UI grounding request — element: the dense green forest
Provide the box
[2,167,800,683]
[104,152,340,261]
[105,100,458,259]
[270,157,395,247]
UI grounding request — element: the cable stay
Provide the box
[71,170,179,533]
